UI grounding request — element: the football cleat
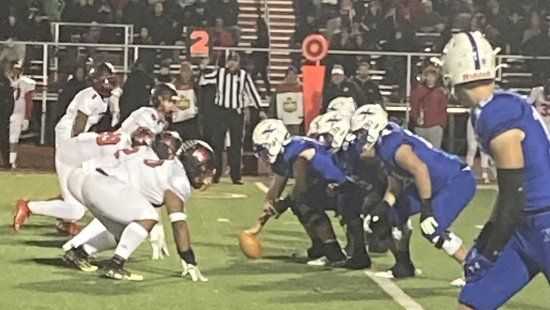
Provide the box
[62,248,98,272]
[13,199,31,231]
[374,263,422,279]
[103,265,144,281]
[55,220,82,236]
[450,278,466,287]
[306,256,329,267]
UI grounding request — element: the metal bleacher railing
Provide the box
[4,35,550,146]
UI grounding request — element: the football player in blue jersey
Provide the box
[441,31,550,309]
[314,111,388,268]
[351,104,475,279]
[251,119,348,265]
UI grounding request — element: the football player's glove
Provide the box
[181,260,208,282]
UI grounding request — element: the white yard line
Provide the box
[365,271,425,310]
[254,181,424,310]
[254,182,270,193]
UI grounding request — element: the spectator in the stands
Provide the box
[214,0,239,27]
[485,0,508,34]
[359,0,384,45]
[338,0,357,29]
[146,1,176,45]
[414,0,445,33]
[56,64,88,124]
[502,9,525,53]
[351,62,383,107]
[0,59,14,168]
[0,10,27,63]
[523,24,550,82]
[119,56,156,123]
[42,0,63,21]
[522,11,543,46]
[135,27,153,45]
[157,58,172,83]
[469,12,487,33]
[187,0,211,27]
[0,9,27,41]
[123,0,146,29]
[171,61,201,140]
[73,0,99,23]
[409,65,448,149]
[295,14,319,43]
[212,17,236,65]
[94,0,113,23]
[251,12,271,97]
[322,64,362,113]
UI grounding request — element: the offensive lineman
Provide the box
[8,60,35,169]
[62,136,215,281]
[252,119,350,265]
[351,104,475,278]
[441,31,550,309]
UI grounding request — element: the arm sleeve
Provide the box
[77,95,96,116]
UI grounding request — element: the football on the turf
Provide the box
[239,231,262,259]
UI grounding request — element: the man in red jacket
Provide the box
[409,65,448,148]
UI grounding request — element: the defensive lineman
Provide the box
[62,136,215,281]
[441,31,550,309]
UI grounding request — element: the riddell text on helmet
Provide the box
[462,71,492,80]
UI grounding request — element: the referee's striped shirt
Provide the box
[200,67,268,111]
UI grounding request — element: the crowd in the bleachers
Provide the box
[293,0,550,80]
[0,0,240,46]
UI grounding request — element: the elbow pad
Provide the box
[481,168,525,260]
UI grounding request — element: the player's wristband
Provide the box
[179,248,197,265]
[420,198,433,216]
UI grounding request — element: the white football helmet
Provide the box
[252,119,290,164]
[315,111,351,151]
[439,31,501,89]
[351,104,388,149]
[327,97,357,117]
[307,114,323,138]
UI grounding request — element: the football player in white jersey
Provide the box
[118,83,180,135]
[8,60,35,169]
[62,136,215,281]
[13,128,155,235]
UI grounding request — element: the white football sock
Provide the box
[9,152,16,165]
[63,218,107,251]
[28,200,86,221]
[114,222,149,260]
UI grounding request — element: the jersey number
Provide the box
[114,147,139,159]
[96,132,121,146]
[144,159,165,168]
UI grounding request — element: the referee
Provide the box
[200,52,268,184]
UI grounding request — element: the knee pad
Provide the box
[427,231,463,256]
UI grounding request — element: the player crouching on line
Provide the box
[351,104,475,279]
[62,134,215,281]
[250,119,350,266]
[441,32,550,310]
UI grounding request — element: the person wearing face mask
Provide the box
[409,65,448,149]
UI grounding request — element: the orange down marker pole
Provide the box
[301,34,329,132]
